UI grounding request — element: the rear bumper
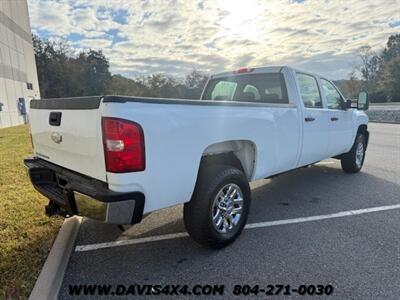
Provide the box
[24,157,145,225]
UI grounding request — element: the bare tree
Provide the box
[358,46,382,93]
[344,69,362,99]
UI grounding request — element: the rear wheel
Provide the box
[341,133,366,173]
[184,164,251,249]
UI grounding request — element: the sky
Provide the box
[27,0,400,80]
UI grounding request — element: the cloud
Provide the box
[29,0,72,36]
[71,7,98,31]
[74,38,113,49]
[28,0,400,79]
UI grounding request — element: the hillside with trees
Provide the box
[336,34,400,102]
[33,35,208,100]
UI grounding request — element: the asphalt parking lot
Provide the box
[60,123,399,299]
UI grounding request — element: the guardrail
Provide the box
[366,109,400,124]
[370,102,400,106]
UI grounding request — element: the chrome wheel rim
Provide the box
[355,141,364,168]
[212,183,243,233]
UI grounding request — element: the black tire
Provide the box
[341,133,366,173]
[184,164,251,249]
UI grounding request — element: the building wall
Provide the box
[0,0,40,128]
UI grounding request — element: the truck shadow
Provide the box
[61,163,400,295]
[248,163,400,223]
[76,162,400,245]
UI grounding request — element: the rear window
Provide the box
[202,73,289,104]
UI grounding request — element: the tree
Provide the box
[377,34,400,101]
[145,74,184,98]
[341,70,363,99]
[183,70,209,99]
[358,46,382,93]
[107,74,149,96]
[379,56,400,102]
[33,35,112,98]
[355,35,400,102]
[381,34,400,62]
[185,70,208,89]
[82,50,111,95]
[33,35,71,98]
[33,35,209,100]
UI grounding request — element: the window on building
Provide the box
[26,83,33,90]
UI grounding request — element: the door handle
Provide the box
[330,117,339,121]
[305,117,315,122]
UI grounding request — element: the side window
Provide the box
[321,79,343,109]
[211,81,237,100]
[296,73,322,108]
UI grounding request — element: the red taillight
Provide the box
[102,117,145,173]
[234,67,254,74]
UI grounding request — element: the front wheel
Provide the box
[341,133,366,173]
[184,164,251,249]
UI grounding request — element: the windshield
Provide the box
[202,73,289,104]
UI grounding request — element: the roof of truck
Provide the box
[211,66,332,82]
[211,66,288,79]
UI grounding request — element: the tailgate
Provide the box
[29,96,107,182]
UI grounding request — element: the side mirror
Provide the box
[357,92,369,110]
[340,99,352,110]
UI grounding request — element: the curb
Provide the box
[29,216,82,300]
[369,120,400,125]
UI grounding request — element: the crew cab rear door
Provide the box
[295,72,330,166]
[29,97,107,182]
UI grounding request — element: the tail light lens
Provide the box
[102,117,145,173]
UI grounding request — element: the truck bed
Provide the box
[29,94,299,213]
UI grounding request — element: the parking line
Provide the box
[75,232,190,252]
[75,204,400,252]
[245,204,400,228]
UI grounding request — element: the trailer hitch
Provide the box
[45,200,70,218]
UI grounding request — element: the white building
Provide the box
[0,0,40,128]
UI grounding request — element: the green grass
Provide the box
[0,125,62,299]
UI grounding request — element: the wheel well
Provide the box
[358,124,369,146]
[332,124,369,160]
[200,140,256,180]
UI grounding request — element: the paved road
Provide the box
[60,123,400,299]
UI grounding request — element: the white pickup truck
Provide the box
[25,66,369,248]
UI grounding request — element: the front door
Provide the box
[320,79,354,156]
[296,73,330,166]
